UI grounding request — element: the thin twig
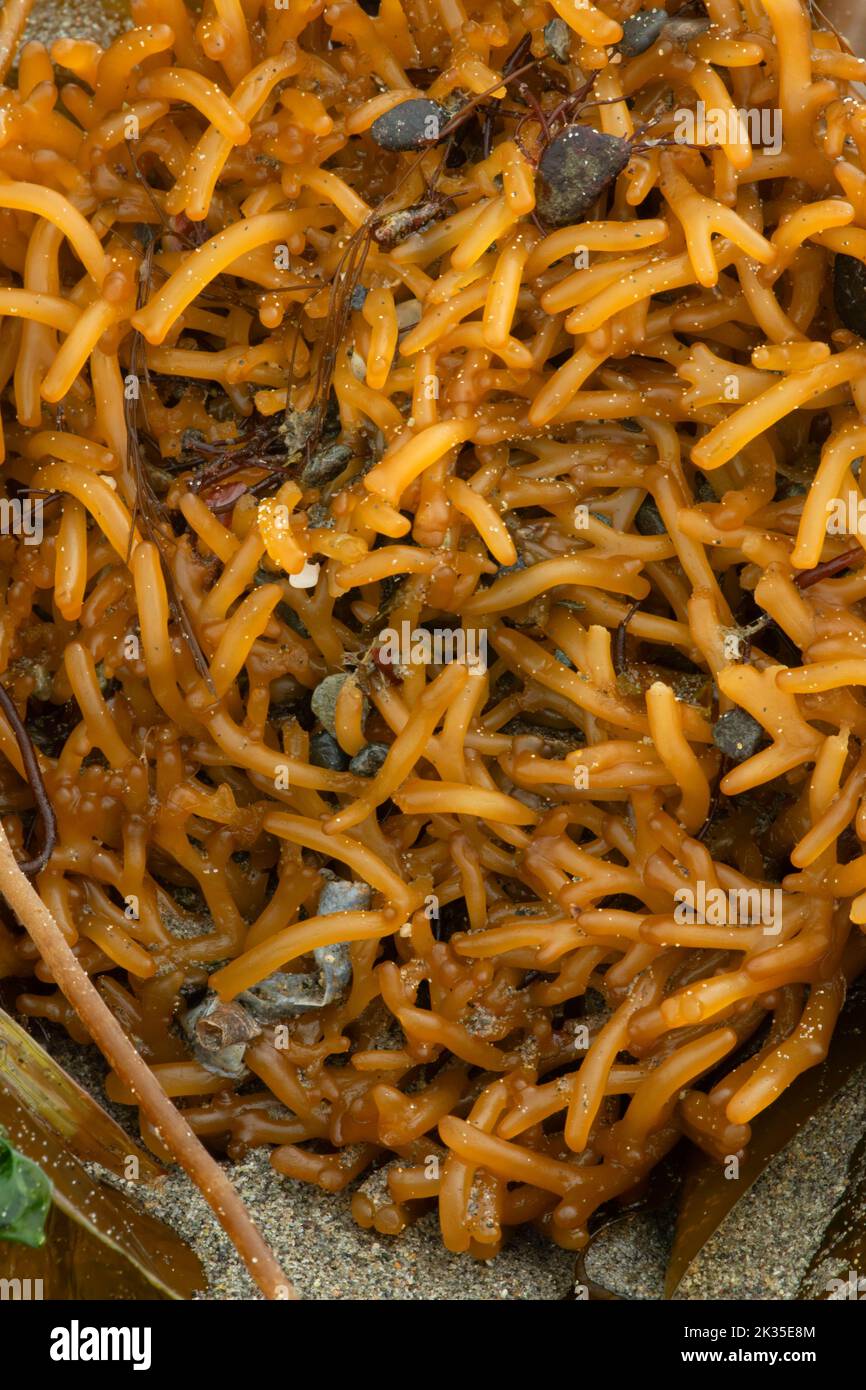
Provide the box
[435,58,542,142]
[810,0,856,56]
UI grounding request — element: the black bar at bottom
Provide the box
[0,1292,856,1374]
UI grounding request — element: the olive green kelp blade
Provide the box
[0,1007,205,1299]
[0,1004,159,1178]
[666,982,866,1298]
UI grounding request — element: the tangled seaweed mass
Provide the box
[3,0,866,1279]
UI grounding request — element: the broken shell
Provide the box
[289,560,320,590]
[182,995,261,1079]
[314,940,353,1004]
[236,880,370,1022]
[316,879,370,1000]
[239,960,346,1019]
[239,944,353,1019]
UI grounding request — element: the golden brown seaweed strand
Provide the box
[0,823,298,1301]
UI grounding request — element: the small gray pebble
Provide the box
[618,9,668,58]
[712,709,766,761]
[311,673,349,737]
[370,98,446,151]
[318,879,372,915]
[544,17,570,63]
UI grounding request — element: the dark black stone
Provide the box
[712,709,766,761]
[370,98,447,152]
[26,698,81,758]
[618,8,668,57]
[774,479,808,501]
[349,742,390,777]
[635,495,666,534]
[834,253,866,337]
[536,125,631,227]
[310,731,350,771]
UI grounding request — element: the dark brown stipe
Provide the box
[434,58,543,143]
[794,546,864,589]
[0,680,56,876]
[614,597,641,674]
[697,754,730,842]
